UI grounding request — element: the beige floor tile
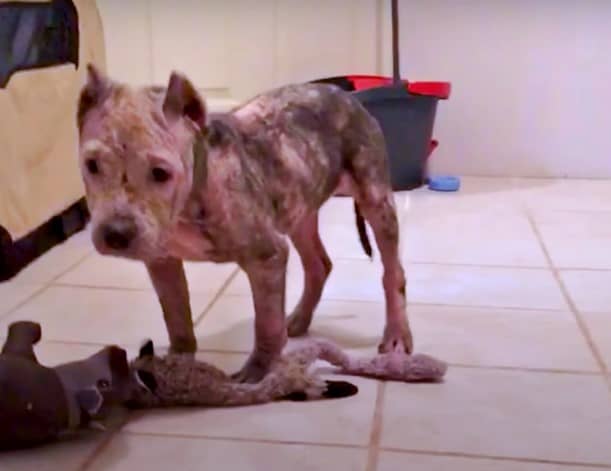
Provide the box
[56,252,237,294]
[409,264,566,310]
[0,432,108,471]
[225,256,384,305]
[196,296,597,372]
[0,283,44,318]
[0,286,213,348]
[378,451,598,471]
[402,209,546,267]
[11,229,93,285]
[407,305,596,371]
[581,311,611,370]
[560,270,611,313]
[316,194,408,261]
[90,435,367,471]
[196,295,383,354]
[533,211,611,269]
[517,179,611,212]
[195,295,256,352]
[226,258,568,310]
[381,368,611,465]
[408,177,525,213]
[321,195,410,262]
[125,352,377,446]
[196,295,389,357]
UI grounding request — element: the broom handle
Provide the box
[391,0,402,85]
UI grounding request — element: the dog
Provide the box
[76,64,413,382]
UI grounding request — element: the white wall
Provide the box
[381,0,611,178]
[96,0,379,102]
[96,0,611,178]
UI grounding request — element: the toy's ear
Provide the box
[1,321,42,363]
[139,340,155,358]
[134,369,158,393]
[75,387,104,417]
[106,345,130,379]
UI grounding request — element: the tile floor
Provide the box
[1,177,610,471]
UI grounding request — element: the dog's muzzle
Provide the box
[99,217,137,251]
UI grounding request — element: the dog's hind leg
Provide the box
[346,130,414,354]
[358,187,413,354]
[287,212,332,337]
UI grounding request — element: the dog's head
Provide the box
[76,64,207,261]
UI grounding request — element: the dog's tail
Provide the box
[354,201,373,258]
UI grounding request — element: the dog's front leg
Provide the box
[146,257,197,354]
[232,239,289,383]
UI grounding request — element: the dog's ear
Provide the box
[77,63,112,128]
[162,71,207,130]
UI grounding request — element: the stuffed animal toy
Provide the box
[127,338,448,408]
[0,321,139,450]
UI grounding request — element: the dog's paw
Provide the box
[231,357,270,384]
[378,326,413,355]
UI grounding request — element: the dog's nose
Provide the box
[102,218,137,251]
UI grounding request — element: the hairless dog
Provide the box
[76,64,414,382]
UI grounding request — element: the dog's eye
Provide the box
[97,379,111,390]
[151,167,171,183]
[86,158,99,175]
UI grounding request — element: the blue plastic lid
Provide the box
[428,176,461,192]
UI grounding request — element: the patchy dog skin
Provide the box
[76,64,413,382]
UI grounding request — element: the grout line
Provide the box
[526,208,611,215]
[50,281,227,298]
[408,261,611,272]
[193,267,241,326]
[33,339,604,377]
[365,381,386,471]
[407,300,566,313]
[379,447,611,469]
[105,429,611,470]
[445,175,611,182]
[526,211,611,393]
[123,430,367,451]
[407,261,552,271]
[0,284,49,321]
[551,267,611,273]
[203,292,581,314]
[447,362,602,376]
[78,412,132,471]
[48,250,95,285]
[51,282,154,292]
[318,255,573,271]
[0,248,93,321]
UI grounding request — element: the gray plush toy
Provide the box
[127,338,447,408]
[0,321,139,450]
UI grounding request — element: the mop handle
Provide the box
[391,0,407,87]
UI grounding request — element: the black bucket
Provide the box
[311,75,448,191]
